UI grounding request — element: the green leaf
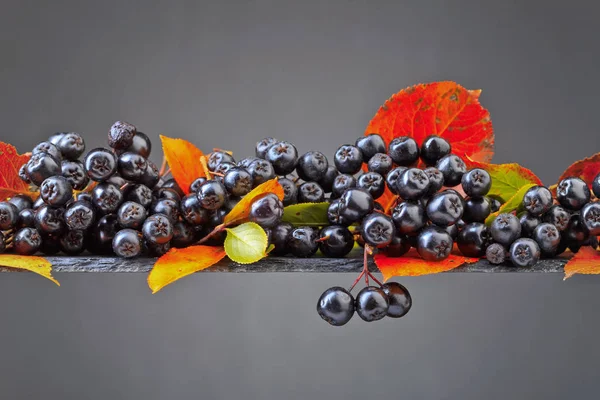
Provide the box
[224,222,269,264]
[467,161,543,202]
[281,202,330,226]
[485,183,537,225]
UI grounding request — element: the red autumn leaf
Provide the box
[563,246,600,280]
[374,248,478,281]
[0,142,32,201]
[556,152,600,192]
[160,135,205,195]
[223,179,285,225]
[365,81,494,163]
[147,245,227,293]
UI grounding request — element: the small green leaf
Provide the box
[467,161,542,202]
[282,202,329,226]
[224,222,268,264]
[485,183,536,225]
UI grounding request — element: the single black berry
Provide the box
[287,226,319,257]
[356,134,386,162]
[338,189,374,223]
[140,160,160,189]
[124,184,153,208]
[420,135,451,166]
[392,201,426,234]
[26,152,61,186]
[581,202,600,236]
[297,151,329,181]
[519,212,541,238]
[171,221,199,248]
[426,190,464,226]
[385,234,411,257]
[416,226,453,261]
[142,214,174,245]
[197,180,227,211]
[124,131,151,158]
[265,141,298,175]
[92,182,123,214]
[486,243,506,265]
[423,167,444,196]
[436,154,466,187]
[0,202,19,230]
[490,213,521,246]
[462,197,491,223]
[593,172,600,198]
[64,200,96,231]
[117,201,147,229]
[118,152,148,181]
[13,227,42,255]
[17,208,35,229]
[396,168,430,200]
[509,238,541,267]
[33,141,62,161]
[489,197,502,213]
[319,225,354,257]
[381,282,412,318]
[153,187,182,203]
[108,121,137,150]
[249,193,284,228]
[327,200,351,226]
[208,151,236,172]
[112,229,142,258]
[40,176,73,206]
[556,177,590,211]
[385,167,407,196]
[317,287,355,326]
[34,204,65,234]
[461,168,491,197]
[532,222,561,257]
[318,165,339,193]
[563,214,590,247]
[60,230,86,255]
[61,160,89,190]
[247,159,276,186]
[522,186,553,216]
[355,286,389,322]
[151,198,180,222]
[255,137,278,159]
[270,222,293,256]
[57,132,85,160]
[297,181,325,203]
[189,177,207,193]
[332,174,357,199]
[367,153,393,176]
[180,194,209,226]
[543,205,570,231]
[388,137,419,167]
[334,145,363,175]
[278,177,298,206]
[223,168,253,197]
[457,222,490,257]
[88,214,119,254]
[85,148,118,182]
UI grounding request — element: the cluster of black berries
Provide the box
[317,282,412,326]
[486,175,600,267]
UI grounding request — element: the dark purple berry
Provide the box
[298,181,325,203]
[247,159,276,186]
[332,174,356,199]
[61,160,89,190]
[60,230,85,255]
[462,197,490,223]
[255,137,278,159]
[64,200,95,231]
[543,205,570,231]
[355,286,389,322]
[40,176,73,206]
[26,152,61,185]
[13,227,42,255]
[532,222,561,257]
[189,177,207,193]
[317,287,355,326]
[85,148,117,182]
[180,194,209,226]
[124,131,151,158]
[361,212,396,248]
[356,134,386,162]
[118,152,148,181]
[278,178,298,206]
[92,182,123,214]
[423,167,444,196]
[357,172,385,199]
[522,186,553,216]
[368,153,393,176]
[557,177,590,211]
[197,180,227,211]
[417,226,453,261]
[270,222,293,256]
[420,135,451,166]
[318,165,339,193]
[339,189,374,223]
[392,201,426,234]
[265,141,298,175]
[171,221,199,248]
[486,243,506,265]
[142,214,174,245]
[334,145,363,175]
[519,212,541,238]
[581,202,600,235]
[426,190,464,226]
[287,226,319,257]
[0,202,19,230]
[223,168,253,197]
[385,167,407,195]
[436,154,466,187]
[457,222,490,257]
[208,151,235,172]
[396,168,430,200]
[319,225,354,257]
[57,132,85,160]
[297,151,329,181]
[108,121,137,150]
[117,201,147,229]
[509,238,541,267]
[33,141,62,161]
[381,282,412,318]
[461,168,491,197]
[112,229,142,258]
[34,205,65,234]
[388,137,419,167]
[490,213,521,246]
[249,193,284,228]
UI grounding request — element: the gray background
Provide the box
[1,0,599,399]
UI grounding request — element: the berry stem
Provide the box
[159,156,168,177]
[315,235,331,243]
[196,223,227,245]
[161,167,171,178]
[348,270,365,292]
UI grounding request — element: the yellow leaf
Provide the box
[0,255,59,286]
[159,135,205,195]
[147,245,227,293]
[223,179,284,225]
[224,222,269,264]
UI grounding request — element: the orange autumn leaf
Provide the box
[0,142,33,201]
[365,81,494,163]
[563,246,600,280]
[0,255,59,286]
[378,189,398,214]
[223,179,285,225]
[148,245,227,293]
[159,135,205,195]
[374,249,478,281]
[556,152,600,192]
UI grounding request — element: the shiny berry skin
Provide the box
[124,184,153,209]
[85,148,117,182]
[339,189,374,223]
[40,176,73,206]
[489,197,502,213]
[270,222,293,256]
[385,234,411,257]
[108,121,137,149]
[49,132,66,146]
[33,141,62,160]
[355,172,384,199]
[327,200,351,226]
[381,282,412,318]
[417,226,453,261]
[361,213,395,248]
[509,238,541,267]
[462,197,491,223]
[124,131,151,158]
[297,151,329,181]
[13,227,42,255]
[532,222,561,257]
[146,241,171,257]
[26,152,61,185]
[76,192,93,203]
[162,180,185,198]
[356,134,386,162]
[423,167,444,196]
[255,137,278,159]
[543,205,570,231]
[287,226,319,257]
[265,141,298,175]
[88,214,119,254]
[34,205,65,234]
[142,214,174,245]
[214,161,236,177]
[332,174,356,199]
[247,159,276,186]
[208,151,236,172]
[522,186,553,216]
[593,172,600,198]
[490,213,521,246]
[420,135,451,166]
[153,187,181,203]
[19,164,31,184]
[278,178,298,206]
[563,214,590,246]
[197,180,227,211]
[318,165,339,193]
[223,196,241,212]
[171,221,199,248]
[461,168,491,197]
[118,152,148,181]
[355,286,389,322]
[317,287,355,326]
[60,230,86,255]
[57,132,85,160]
[0,202,19,230]
[112,229,142,258]
[556,177,590,211]
[92,182,123,214]
[189,177,207,193]
[151,198,180,222]
[385,167,407,195]
[396,168,430,200]
[486,243,507,265]
[388,137,419,167]
[61,160,88,190]
[117,201,147,229]
[180,194,209,226]
[318,225,354,257]
[221,167,252,197]
[238,157,259,170]
[140,160,160,189]
[443,224,459,240]
[392,201,426,234]
[249,193,284,228]
[298,182,325,203]
[436,154,467,187]
[457,222,490,257]
[519,212,541,238]
[581,202,600,235]
[334,145,363,175]
[64,200,95,231]
[426,191,464,227]
[368,153,393,176]
[17,209,35,229]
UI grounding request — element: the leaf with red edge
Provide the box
[223,179,285,225]
[556,152,600,192]
[148,245,227,293]
[374,249,478,281]
[466,160,543,202]
[563,246,600,280]
[365,81,494,163]
[377,189,397,214]
[0,142,33,201]
[160,135,205,195]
